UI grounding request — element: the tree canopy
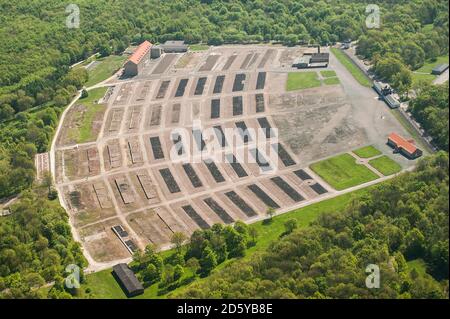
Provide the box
[174,153,449,299]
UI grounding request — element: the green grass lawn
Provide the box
[310,153,379,190]
[353,145,382,158]
[368,155,402,176]
[412,55,449,85]
[330,48,372,87]
[286,72,321,91]
[84,55,127,87]
[82,186,371,299]
[324,77,340,85]
[75,87,107,143]
[412,72,437,86]
[415,55,449,73]
[189,44,210,51]
[83,268,126,299]
[320,70,337,78]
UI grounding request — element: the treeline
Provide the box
[174,153,449,299]
[410,82,449,150]
[0,0,416,118]
[0,190,87,299]
[1,0,448,118]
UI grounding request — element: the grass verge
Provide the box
[369,155,402,176]
[189,44,210,51]
[310,153,379,190]
[330,48,372,87]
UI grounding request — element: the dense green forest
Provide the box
[1,0,448,199]
[410,82,449,150]
[0,189,87,298]
[174,152,449,299]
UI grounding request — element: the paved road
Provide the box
[330,47,436,157]
[329,48,417,168]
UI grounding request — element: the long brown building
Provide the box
[387,132,423,159]
[123,41,152,77]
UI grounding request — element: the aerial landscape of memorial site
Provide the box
[0,0,448,301]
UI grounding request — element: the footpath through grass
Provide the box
[320,70,337,78]
[369,155,402,176]
[82,187,370,299]
[320,70,340,85]
[310,153,379,190]
[353,145,382,158]
[286,72,321,90]
[330,48,372,87]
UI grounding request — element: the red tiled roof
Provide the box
[388,132,417,155]
[128,41,152,65]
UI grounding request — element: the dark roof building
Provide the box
[310,53,329,64]
[112,263,144,297]
[123,41,152,77]
[161,40,188,53]
[387,132,422,159]
[431,64,449,75]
